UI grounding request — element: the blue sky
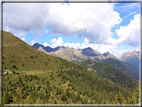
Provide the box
[3,2,140,58]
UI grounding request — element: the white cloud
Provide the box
[114,46,133,58]
[3,3,49,37]
[51,37,63,48]
[22,37,25,41]
[116,14,140,47]
[48,3,121,45]
[3,3,121,45]
[64,43,80,49]
[51,38,57,43]
[80,38,117,54]
[136,48,140,52]
[30,40,36,45]
[43,42,50,47]
[79,38,136,58]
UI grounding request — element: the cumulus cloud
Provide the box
[43,42,50,47]
[48,3,121,45]
[51,38,57,43]
[3,3,121,45]
[115,46,133,58]
[30,40,37,45]
[80,38,117,54]
[116,14,140,47]
[3,3,49,37]
[22,37,25,41]
[136,47,140,52]
[51,37,63,48]
[64,43,80,49]
[79,38,135,58]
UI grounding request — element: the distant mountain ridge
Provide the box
[32,43,140,70]
[33,43,60,52]
[32,43,120,62]
[102,51,117,59]
[120,50,140,68]
[33,43,106,63]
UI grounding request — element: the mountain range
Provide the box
[33,43,106,63]
[32,43,140,72]
[33,43,140,63]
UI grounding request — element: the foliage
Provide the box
[79,59,138,89]
[97,58,139,80]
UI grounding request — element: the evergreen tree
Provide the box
[117,91,124,104]
[3,90,11,104]
[24,95,34,104]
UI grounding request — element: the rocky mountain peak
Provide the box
[102,51,110,57]
[131,50,137,54]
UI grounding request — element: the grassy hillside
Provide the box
[2,31,69,71]
[79,59,138,89]
[96,58,139,80]
[2,31,139,104]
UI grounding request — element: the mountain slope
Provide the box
[96,58,139,80]
[120,50,139,68]
[2,31,139,104]
[3,32,61,71]
[79,59,138,89]
[120,61,139,73]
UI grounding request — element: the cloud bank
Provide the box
[4,3,140,57]
[3,3,121,45]
[116,14,140,47]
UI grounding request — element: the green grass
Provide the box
[2,31,68,72]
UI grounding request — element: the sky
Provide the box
[2,0,141,58]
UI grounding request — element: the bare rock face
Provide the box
[119,50,140,67]
[102,51,117,59]
[33,43,105,63]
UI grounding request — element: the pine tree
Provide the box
[3,90,10,104]
[24,95,34,104]
[35,98,44,104]
[117,90,124,104]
